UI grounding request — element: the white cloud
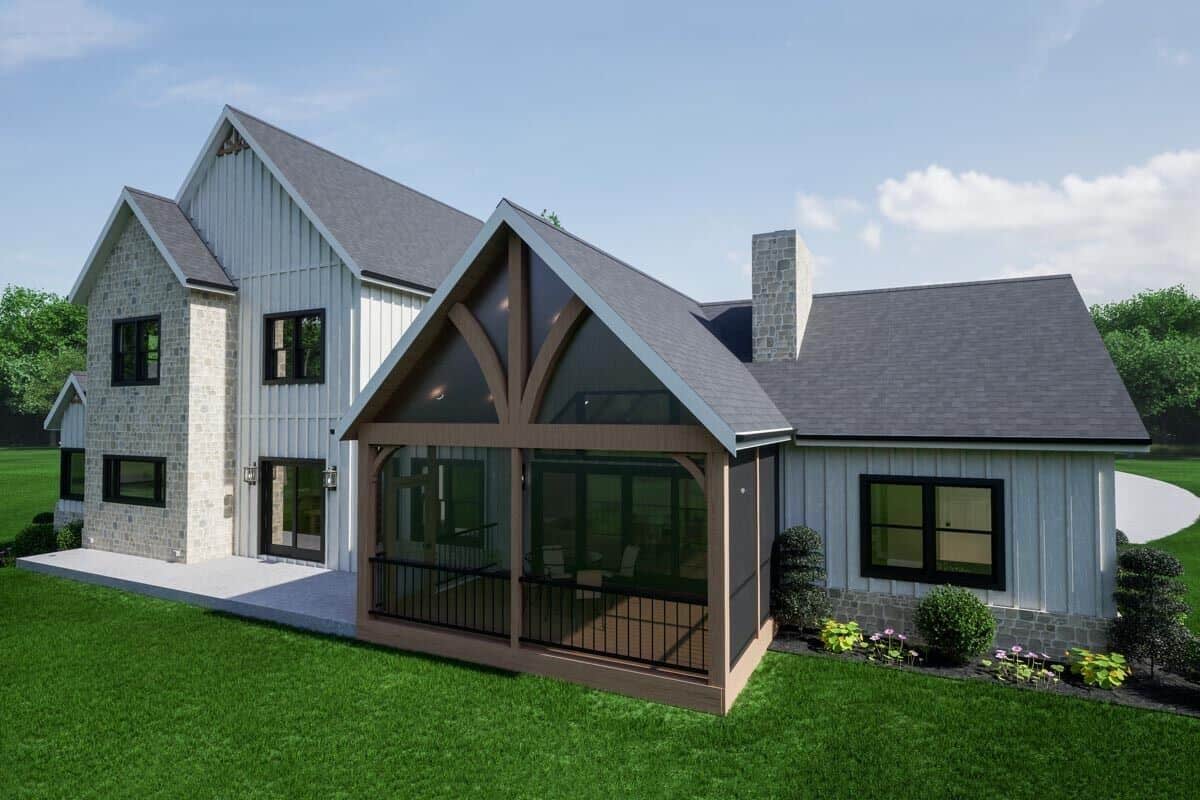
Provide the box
[858,221,881,251]
[1157,41,1192,67]
[796,193,861,231]
[126,64,395,123]
[877,151,1200,299]
[0,0,144,70]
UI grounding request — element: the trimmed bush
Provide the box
[771,525,830,631]
[1109,545,1191,675]
[914,585,996,664]
[1115,529,1130,549]
[56,520,83,551]
[31,511,54,525]
[11,523,56,558]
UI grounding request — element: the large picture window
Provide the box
[860,475,1004,590]
[102,456,165,507]
[264,310,325,384]
[112,316,160,386]
[60,448,85,501]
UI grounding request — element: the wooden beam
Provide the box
[707,447,730,690]
[360,422,715,453]
[520,295,588,423]
[669,453,706,492]
[509,448,523,649]
[356,441,375,626]
[448,303,509,421]
[506,231,526,423]
[371,445,399,475]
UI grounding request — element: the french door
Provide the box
[260,459,325,562]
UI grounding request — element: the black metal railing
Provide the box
[433,522,500,572]
[370,556,510,638]
[519,575,709,674]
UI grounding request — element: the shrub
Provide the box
[56,520,83,551]
[1109,545,1191,675]
[11,523,56,558]
[914,586,996,664]
[1115,529,1130,549]
[31,511,54,525]
[819,619,862,653]
[1069,648,1130,689]
[771,526,830,630]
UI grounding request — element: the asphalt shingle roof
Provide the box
[511,203,792,437]
[125,188,235,291]
[228,107,483,291]
[740,275,1149,444]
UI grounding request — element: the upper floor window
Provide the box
[860,475,1005,590]
[264,310,324,384]
[112,316,160,386]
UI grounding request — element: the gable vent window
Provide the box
[112,316,161,386]
[217,129,249,157]
[264,310,325,384]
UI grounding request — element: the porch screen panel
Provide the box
[466,254,509,372]
[758,446,777,626]
[379,326,499,423]
[729,452,758,667]
[527,248,574,367]
[536,314,699,425]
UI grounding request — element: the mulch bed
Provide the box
[770,629,1200,718]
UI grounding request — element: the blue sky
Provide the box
[2,0,1197,303]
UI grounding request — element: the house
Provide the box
[43,371,87,528]
[65,106,1148,713]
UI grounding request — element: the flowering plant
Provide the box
[862,628,921,667]
[980,645,1063,686]
[819,619,863,653]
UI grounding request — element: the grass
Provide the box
[2,570,1199,799]
[1115,456,1200,635]
[0,447,58,549]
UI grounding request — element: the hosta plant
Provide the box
[820,619,863,654]
[864,628,921,667]
[980,645,1063,686]
[1068,648,1130,689]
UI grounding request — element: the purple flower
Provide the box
[897,634,907,642]
[1011,645,1023,654]
[1040,653,1051,660]
[869,633,881,642]
[884,628,895,636]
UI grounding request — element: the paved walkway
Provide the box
[1115,472,1200,544]
[17,549,355,637]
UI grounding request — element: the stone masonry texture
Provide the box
[827,588,1110,655]
[752,230,801,363]
[83,214,236,563]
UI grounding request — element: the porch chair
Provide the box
[542,545,570,580]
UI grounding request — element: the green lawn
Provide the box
[1,570,1198,799]
[1115,456,1200,635]
[0,447,58,548]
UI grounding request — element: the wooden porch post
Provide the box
[356,439,376,624]
[507,230,526,648]
[707,447,730,689]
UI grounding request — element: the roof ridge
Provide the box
[813,273,1072,299]
[504,199,702,307]
[225,105,483,226]
[124,186,178,205]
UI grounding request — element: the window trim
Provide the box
[263,309,326,385]
[111,315,162,386]
[102,455,166,507]
[60,448,85,501]
[259,457,326,562]
[859,474,1005,590]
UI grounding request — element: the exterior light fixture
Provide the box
[434,392,445,401]
[322,465,338,490]
[243,462,258,485]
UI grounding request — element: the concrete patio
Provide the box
[17,549,355,637]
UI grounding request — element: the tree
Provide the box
[540,209,562,229]
[770,525,830,630]
[1091,285,1200,442]
[1108,545,1193,676]
[0,286,87,415]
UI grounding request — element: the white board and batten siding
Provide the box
[782,445,1117,618]
[182,146,423,572]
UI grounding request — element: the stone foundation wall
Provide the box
[828,588,1110,655]
[53,501,85,530]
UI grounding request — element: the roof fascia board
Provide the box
[360,271,434,297]
[43,374,85,431]
[502,203,738,453]
[336,211,507,439]
[187,281,239,297]
[734,433,795,451]
[68,195,129,304]
[792,437,1151,454]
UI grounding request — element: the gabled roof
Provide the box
[337,200,792,452]
[743,275,1150,445]
[177,106,484,292]
[43,372,87,431]
[70,187,234,303]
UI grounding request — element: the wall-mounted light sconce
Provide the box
[243,462,258,485]
[323,465,338,490]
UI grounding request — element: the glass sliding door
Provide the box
[261,459,325,562]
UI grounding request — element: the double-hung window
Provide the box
[264,310,324,383]
[860,475,1004,590]
[112,316,161,385]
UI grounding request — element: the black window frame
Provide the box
[259,458,326,562]
[111,315,162,386]
[263,309,326,385]
[60,448,85,501]
[102,455,166,507]
[859,474,1005,590]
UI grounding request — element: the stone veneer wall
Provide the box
[751,229,812,363]
[53,502,85,530]
[827,588,1110,655]
[83,214,237,563]
[84,216,191,561]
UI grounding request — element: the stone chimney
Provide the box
[752,229,813,362]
